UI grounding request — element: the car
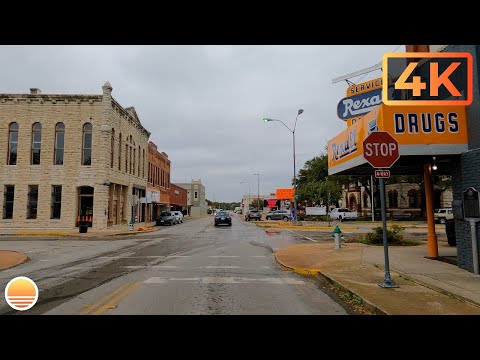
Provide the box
[215,211,232,226]
[245,209,262,221]
[434,208,453,224]
[156,211,176,226]
[171,211,184,224]
[392,210,412,220]
[265,209,291,221]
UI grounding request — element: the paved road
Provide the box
[0,215,350,315]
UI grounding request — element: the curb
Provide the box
[0,250,30,270]
[274,252,388,315]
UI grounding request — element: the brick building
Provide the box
[146,141,170,221]
[0,82,150,230]
[170,183,187,215]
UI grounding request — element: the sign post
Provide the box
[463,187,480,275]
[363,131,400,288]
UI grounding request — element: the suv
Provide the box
[265,209,291,221]
[245,209,262,221]
[434,208,453,224]
[171,211,184,224]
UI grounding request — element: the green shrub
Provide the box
[365,225,404,245]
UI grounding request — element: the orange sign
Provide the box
[276,188,294,200]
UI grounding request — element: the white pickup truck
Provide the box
[330,208,358,221]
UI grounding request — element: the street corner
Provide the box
[274,242,367,273]
[0,250,29,270]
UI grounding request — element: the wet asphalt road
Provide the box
[0,215,350,315]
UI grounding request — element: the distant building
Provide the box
[0,82,150,230]
[170,184,187,215]
[177,180,207,216]
[146,141,170,221]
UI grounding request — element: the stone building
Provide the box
[342,181,452,218]
[0,82,150,230]
[146,141,170,221]
[177,180,207,216]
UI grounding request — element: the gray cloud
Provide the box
[0,45,402,201]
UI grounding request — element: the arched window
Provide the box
[388,191,393,208]
[110,128,115,168]
[7,122,18,165]
[54,123,65,165]
[138,146,141,177]
[118,133,122,171]
[408,189,418,208]
[363,192,369,208]
[31,122,42,165]
[82,123,92,165]
[142,149,145,178]
[133,142,136,176]
[393,190,398,208]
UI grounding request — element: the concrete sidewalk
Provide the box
[275,241,480,314]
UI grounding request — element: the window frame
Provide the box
[54,122,65,165]
[82,123,93,166]
[31,122,42,165]
[51,185,62,219]
[7,122,19,165]
[27,185,39,219]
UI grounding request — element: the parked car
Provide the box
[434,208,453,224]
[156,212,176,226]
[245,209,262,221]
[215,211,232,226]
[171,211,184,224]
[330,208,358,221]
[392,210,412,220]
[265,209,291,221]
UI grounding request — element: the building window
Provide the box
[51,185,62,219]
[138,146,141,177]
[3,185,14,219]
[194,191,198,200]
[118,133,122,171]
[54,122,65,165]
[125,144,128,172]
[142,149,145,178]
[27,185,39,219]
[133,145,136,176]
[82,123,92,165]
[167,173,170,189]
[110,128,115,168]
[8,122,18,165]
[130,146,133,174]
[31,122,42,165]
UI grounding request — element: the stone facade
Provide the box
[177,180,207,216]
[147,141,170,221]
[0,83,150,230]
[342,181,452,217]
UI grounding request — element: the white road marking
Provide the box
[261,266,271,269]
[99,256,165,259]
[125,265,179,269]
[251,255,267,258]
[143,277,305,285]
[208,255,239,258]
[286,229,317,242]
[205,266,241,269]
[168,255,190,258]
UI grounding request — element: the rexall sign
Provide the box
[337,88,382,121]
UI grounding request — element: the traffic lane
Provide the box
[45,214,348,315]
[0,218,215,315]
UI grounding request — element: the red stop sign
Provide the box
[363,131,400,168]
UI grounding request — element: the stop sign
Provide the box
[363,131,400,168]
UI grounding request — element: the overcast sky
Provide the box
[1,45,403,202]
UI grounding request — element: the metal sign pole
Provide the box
[468,219,480,275]
[378,178,398,288]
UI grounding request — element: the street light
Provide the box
[263,109,304,221]
[240,180,250,210]
[253,173,260,211]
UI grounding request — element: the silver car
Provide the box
[265,209,291,221]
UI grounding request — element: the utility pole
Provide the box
[253,173,260,211]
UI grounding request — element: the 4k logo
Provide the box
[382,52,473,106]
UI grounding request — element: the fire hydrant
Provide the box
[332,225,343,249]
